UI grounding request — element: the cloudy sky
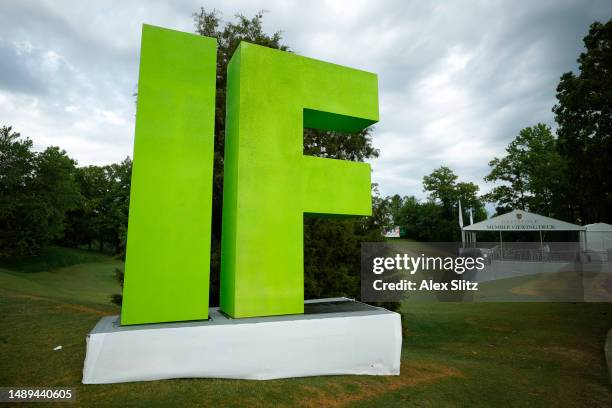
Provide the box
[1,0,610,199]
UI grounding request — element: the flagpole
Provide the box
[458,200,464,247]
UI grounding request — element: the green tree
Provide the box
[394,197,440,241]
[422,166,458,212]
[62,165,109,249]
[394,195,420,229]
[484,124,566,217]
[63,159,131,255]
[553,19,612,223]
[423,166,485,221]
[390,167,486,242]
[0,126,80,258]
[0,126,37,257]
[387,194,404,226]
[96,158,131,254]
[33,146,82,238]
[456,182,487,224]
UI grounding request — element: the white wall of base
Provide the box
[82,298,402,384]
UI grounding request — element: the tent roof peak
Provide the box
[463,209,585,232]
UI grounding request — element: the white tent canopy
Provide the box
[461,209,586,251]
[463,210,585,232]
[585,223,612,232]
[585,223,612,252]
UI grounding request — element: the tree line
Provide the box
[382,19,612,241]
[0,125,132,259]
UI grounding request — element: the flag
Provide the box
[458,200,464,228]
[469,208,474,225]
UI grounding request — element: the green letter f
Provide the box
[220,43,379,318]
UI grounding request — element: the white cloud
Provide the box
[41,50,61,71]
[13,40,34,55]
[0,0,610,199]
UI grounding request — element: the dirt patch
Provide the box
[49,304,109,316]
[464,317,479,326]
[296,361,464,408]
[3,291,109,316]
[509,273,584,300]
[7,292,47,301]
[488,325,514,332]
[542,346,597,366]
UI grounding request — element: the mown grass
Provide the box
[0,246,121,305]
[0,247,611,407]
[0,246,112,273]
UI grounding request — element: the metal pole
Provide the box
[539,229,543,260]
[539,229,543,246]
[499,231,503,260]
[581,230,584,258]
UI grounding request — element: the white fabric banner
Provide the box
[83,299,402,384]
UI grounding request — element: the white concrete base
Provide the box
[82,298,402,384]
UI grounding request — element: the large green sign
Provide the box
[220,43,378,318]
[121,26,216,325]
[121,25,378,324]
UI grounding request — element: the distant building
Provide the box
[383,226,401,238]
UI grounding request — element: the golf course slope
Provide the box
[1,246,611,407]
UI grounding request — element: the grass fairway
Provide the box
[1,248,612,407]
